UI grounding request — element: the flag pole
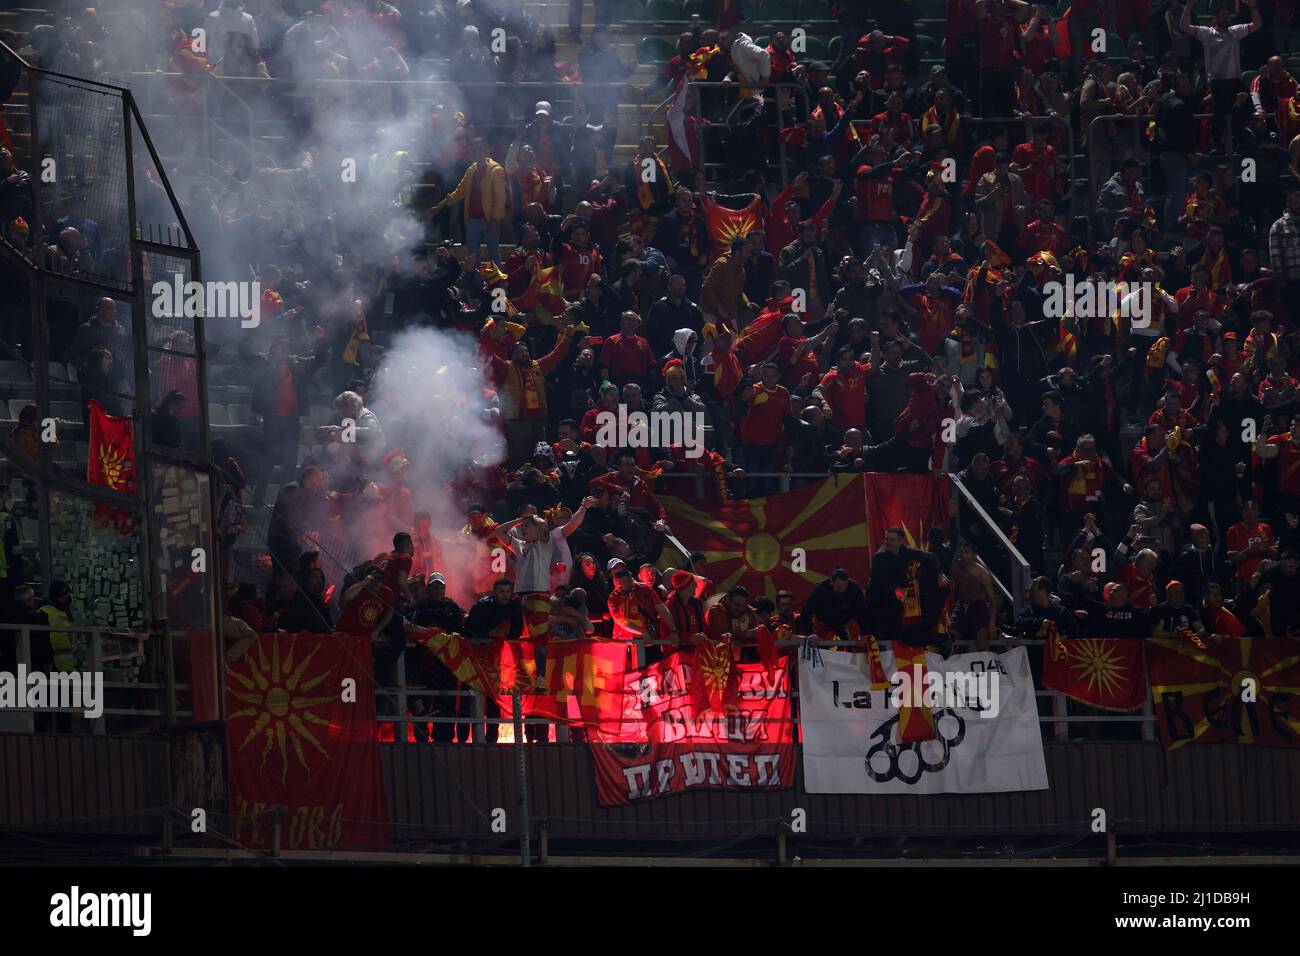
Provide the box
[511,689,532,867]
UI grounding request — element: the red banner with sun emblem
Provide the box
[1042,637,1146,711]
[588,649,795,806]
[86,399,136,492]
[1146,637,1300,749]
[699,193,763,262]
[661,474,949,598]
[227,633,389,850]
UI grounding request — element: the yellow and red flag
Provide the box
[661,474,950,598]
[1041,635,1145,711]
[892,642,937,742]
[699,193,763,263]
[1146,636,1300,749]
[87,399,136,492]
[227,632,389,849]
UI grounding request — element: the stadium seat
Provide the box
[682,0,703,15]
[755,0,798,21]
[915,0,945,17]
[755,35,770,48]
[8,399,32,420]
[645,0,684,22]
[916,34,941,60]
[1106,33,1124,60]
[610,0,648,21]
[0,360,31,382]
[227,404,256,426]
[800,35,828,61]
[50,401,81,421]
[827,34,841,64]
[208,404,230,427]
[799,0,833,19]
[638,35,675,64]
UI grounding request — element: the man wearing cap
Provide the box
[664,568,706,649]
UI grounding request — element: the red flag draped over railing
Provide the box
[1041,635,1146,711]
[226,632,389,850]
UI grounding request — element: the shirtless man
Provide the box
[949,542,1000,651]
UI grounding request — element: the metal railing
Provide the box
[374,634,1157,742]
[1084,112,1227,208]
[0,622,166,729]
[950,472,1032,612]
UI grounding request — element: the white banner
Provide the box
[799,645,1049,794]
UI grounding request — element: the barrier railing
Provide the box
[1084,112,1228,208]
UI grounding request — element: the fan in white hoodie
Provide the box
[727,32,772,85]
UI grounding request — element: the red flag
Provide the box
[1147,637,1300,749]
[1041,635,1145,711]
[87,399,136,492]
[734,295,793,366]
[692,636,739,713]
[892,642,937,742]
[227,632,389,850]
[862,472,951,558]
[699,193,764,262]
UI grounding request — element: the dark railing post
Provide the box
[511,688,532,867]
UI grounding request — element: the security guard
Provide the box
[36,580,76,673]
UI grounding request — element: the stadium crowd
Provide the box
[6,0,1300,737]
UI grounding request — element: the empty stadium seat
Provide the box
[915,0,945,18]
[639,35,675,64]
[681,0,703,14]
[645,0,684,22]
[610,0,647,22]
[208,404,230,427]
[800,35,827,61]
[827,34,841,63]
[755,0,797,21]
[0,360,32,382]
[227,404,256,425]
[798,0,833,19]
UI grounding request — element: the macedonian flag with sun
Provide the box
[226,632,388,849]
[660,474,950,598]
[1146,636,1300,750]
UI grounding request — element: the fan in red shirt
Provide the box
[895,371,950,470]
[766,32,798,80]
[1226,500,1276,583]
[739,362,789,448]
[503,223,553,298]
[869,92,916,146]
[599,311,655,386]
[1260,414,1300,498]
[1117,550,1159,610]
[777,314,836,390]
[606,559,675,644]
[991,432,1047,495]
[556,220,603,298]
[815,347,872,430]
[1018,199,1067,255]
[590,451,671,527]
[1011,129,1059,203]
[1148,387,1200,432]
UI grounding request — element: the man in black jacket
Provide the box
[277,567,334,634]
[798,566,869,644]
[867,527,944,646]
[464,579,525,743]
[406,573,469,743]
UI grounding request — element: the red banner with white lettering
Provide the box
[227,632,389,850]
[588,649,795,806]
